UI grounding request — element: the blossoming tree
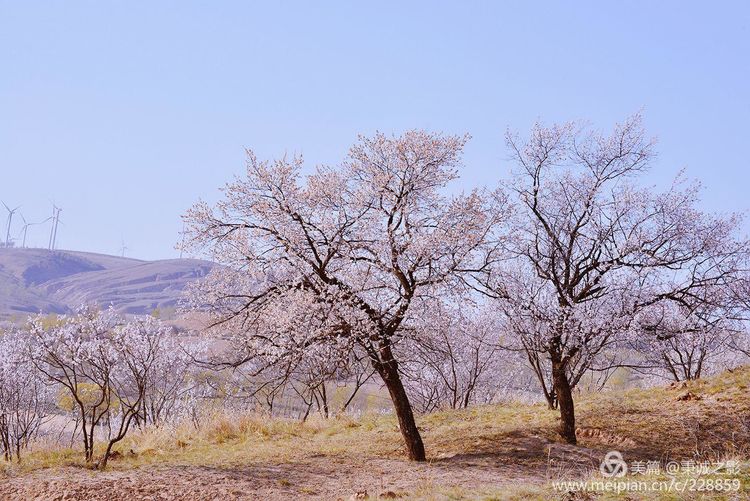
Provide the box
[27,307,183,469]
[182,131,507,460]
[0,331,51,462]
[489,114,747,444]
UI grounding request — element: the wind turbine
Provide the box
[2,201,21,247]
[47,205,55,249]
[19,215,52,248]
[19,214,30,248]
[118,238,128,257]
[47,204,62,250]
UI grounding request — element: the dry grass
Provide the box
[4,410,403,473]
[2,366,750,499]
[575,367,750,459]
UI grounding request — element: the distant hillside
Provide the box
[0,248,214,320]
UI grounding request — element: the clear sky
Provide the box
[1,1,748,260]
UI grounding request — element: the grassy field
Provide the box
[1,367,749,500]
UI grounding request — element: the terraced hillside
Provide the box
[0,248,213,319]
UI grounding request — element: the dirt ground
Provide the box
[0,438,600,500]
[4,368,749,500]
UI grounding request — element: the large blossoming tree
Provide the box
[182,131,507,460]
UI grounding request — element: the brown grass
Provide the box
[2,366,750,500]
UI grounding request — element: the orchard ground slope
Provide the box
[1,367,749,500]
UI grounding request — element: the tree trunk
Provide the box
[526,348,557,410]
[98,441,115,470]
[318,384,329,419]
[373,345,426,461]
[544,392,558,410]
[301,400,313,422]
[552,359,577,444]
[340,374,370,414]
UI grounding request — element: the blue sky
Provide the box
[1,1,748,260]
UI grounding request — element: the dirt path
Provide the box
[0,439,602,500]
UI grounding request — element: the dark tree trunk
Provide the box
[301,401,313,422]
[373,345,426,461]
[525,348,558,410]
[97,410,138,470]
[340,372,371,414]
[318,384,329,419]
[544,392,558,410]
[552,359,577,444]
[98,441,115,470]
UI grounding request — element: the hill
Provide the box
[1,367,748,500]
[0,248,214,320]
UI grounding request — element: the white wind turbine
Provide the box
[118,238,129,257]
[47,204,63,250]
[2,201,21,248]
[19,214,52,248]
[19,214,30,248]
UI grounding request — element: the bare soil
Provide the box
[0,440,598,500]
